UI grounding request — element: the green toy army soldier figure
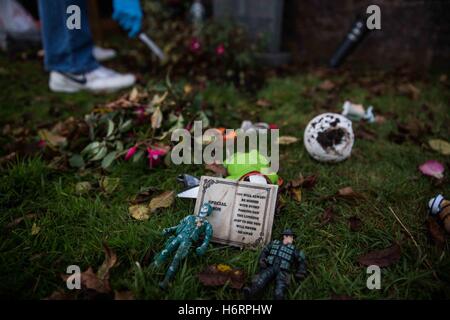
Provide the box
[243,229,307,300]
[152,203,213,289]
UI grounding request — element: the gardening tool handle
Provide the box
[139,32,166,61]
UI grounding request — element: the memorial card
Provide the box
[194,176,278,248]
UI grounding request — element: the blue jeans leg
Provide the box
[38,0,99,73]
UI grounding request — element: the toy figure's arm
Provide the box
[196,222,213,256]
[294,250,307,280]
[162,225,177,236]
[162,216,188,236]
[258,243,271,269]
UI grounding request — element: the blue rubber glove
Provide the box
[112,0,143,38]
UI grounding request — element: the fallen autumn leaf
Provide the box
[428,139,450,156]
[278,136,299,145]
[129,204,151,221]
[357,243,401,267]
[149,191,175,212]
[426,217,446,249]
[198,264,246,289]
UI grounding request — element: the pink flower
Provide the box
[419,160,445,179]
[215,43,225,56]
[37,139,46,149]
[147,146,167,167]
[124,145,138,161]
[189,37,201,53]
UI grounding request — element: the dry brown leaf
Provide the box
[61,243,117,294]
[102,94,135,110]
[97,243,118,281]
[130,187,159,205]
[389,119,431,145]
[75,181,92,195]
[318,79,336,91]
[397,83,420,100]
[285,175,317,203]
[198,264,246,289]
[184,84,193,95]
[129,87,139,102]
[338,187,355,197]
[52,117,81,137]
[99,176,120,194]
[151,107,163,129]
[357,243,401,267]
[149,191,175,212]
[0,152,17,165]
[38,129,67,149]
[256,99,272,108]
[80,267,111,293]
[129,204,151,221]
[278,136,299,145]
[31,223,40,236]
[151,92,168,105]
[287,174,317,189]
[335,187,364,201]
[5,213,37,229]
[291,188,302,202]
[375,115,386,124]
[426,217,446,249]
[428,139,450,156]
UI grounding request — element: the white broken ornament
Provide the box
[303,113,354,162]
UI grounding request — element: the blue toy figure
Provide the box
[153,203,214,289]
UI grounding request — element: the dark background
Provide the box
[18,0,450,70]
[283,0,450,70]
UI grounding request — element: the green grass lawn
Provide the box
[0,51,449,300]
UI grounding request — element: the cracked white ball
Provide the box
[303,113,354,162]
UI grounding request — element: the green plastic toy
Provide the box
[224,150,278,184]
[152,203,214,289]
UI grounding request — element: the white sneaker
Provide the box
[93,46,117,62]
[49,66,136,93]
[40,46,117,62]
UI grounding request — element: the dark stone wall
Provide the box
[282,0,450,70]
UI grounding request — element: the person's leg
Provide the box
[243,267,276,299]
[38,0,98,73]
[274,271,289,300]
